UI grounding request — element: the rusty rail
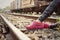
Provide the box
[0,15,31,40]
[6,13,58,23]
[6,13,58,20]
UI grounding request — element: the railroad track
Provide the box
[1,13,60,40]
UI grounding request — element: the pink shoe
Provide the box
[26,20,50,30]
[44,22,51,28]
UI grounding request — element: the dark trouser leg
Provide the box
[38,0,60,22]
[49,23,58,29]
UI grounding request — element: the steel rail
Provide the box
[0,15,31,40]
[7,13,58,20]
[6,13,57,23]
